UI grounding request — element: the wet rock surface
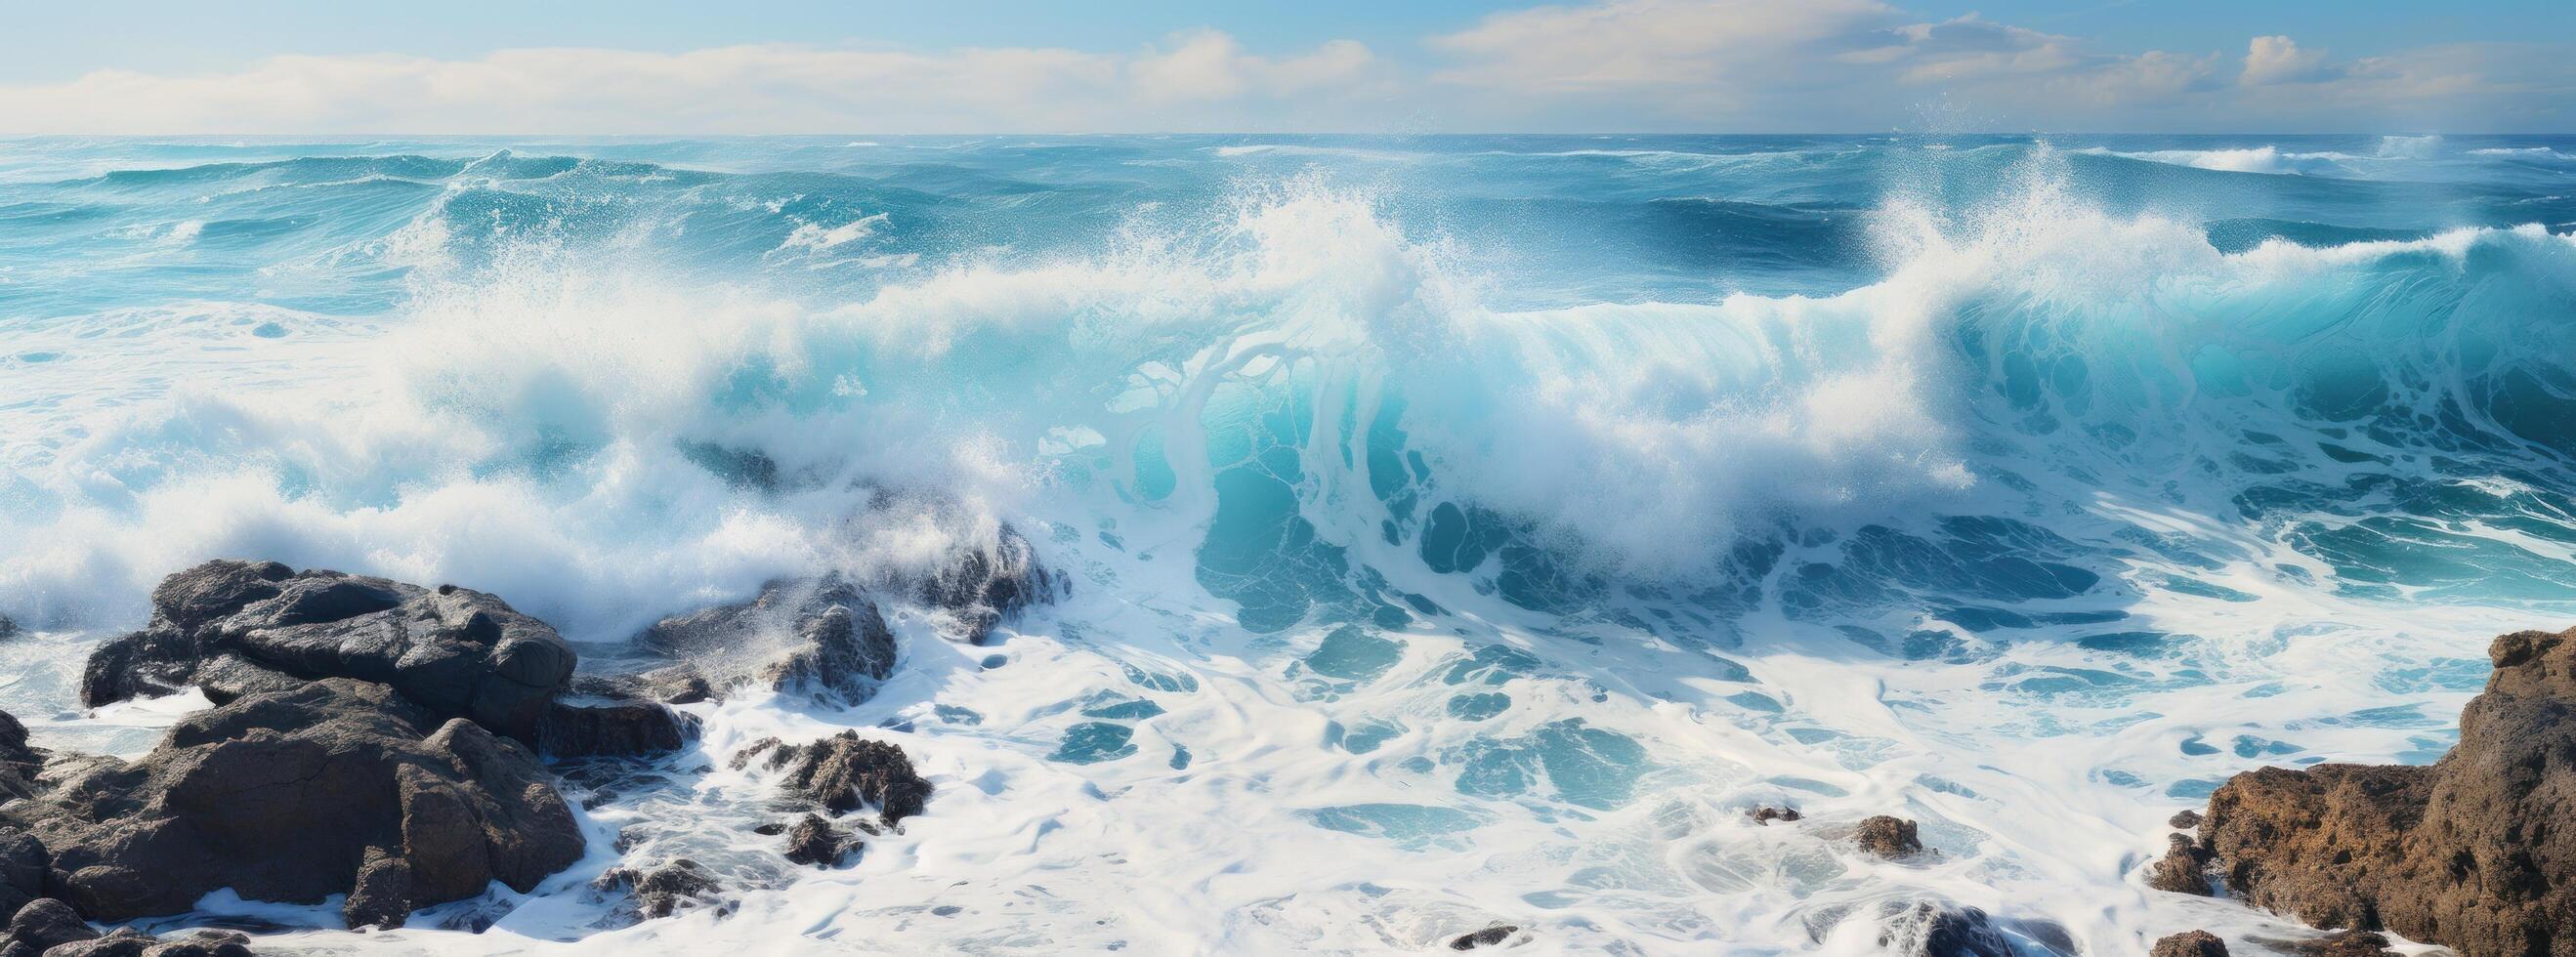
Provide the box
[0,899,252,957]
[80,561,576,743]
[537,698,700,759]
[2148,833,2214,895]
[781,813,862,867]
[1447,925,1517,950]
[595,858,721,920]
[4,678,582,925]
[913,523,1057,645]
[2149,930,2228,957]
[634,576,897,706]
[1749,806,1801,825]
[2190,626,2576,956]
[1875,899,2010,957]
[1854,815,1923,858]
[736,731,932,825]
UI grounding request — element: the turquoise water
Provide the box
[2,134,2575,952]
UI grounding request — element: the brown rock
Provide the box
[781,813,861,867]
[2198,626,2576,957]
[1854,815,1922,858]
[2147,836,2212,895]
[739,731,931,825]
[2149,930,2226,957]
[2168,810,2202,829]
[1749,806,1801,825]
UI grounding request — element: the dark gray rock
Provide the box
[595,859,719,919]
[0,616,16,641]
[914,524,1056,645]
[0,831,45,921]
[4,899,96,957]
[342,847,412,930]
[637,577,894,706]
[1876,900,2009,957]
[536,699,699,759]
[136,931,253,957]
[8,678,582,925]
[2168,810,2203,829]
[1448,925,1517,950]
[737,731,931,825]
[1749,806,1801,825]
[781,814,860,867]
[81,562,575,744]
[41,928,150,957]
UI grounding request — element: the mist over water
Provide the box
[3,134,2575,953]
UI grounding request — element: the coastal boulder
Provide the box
[2150,931,2228,957]
[536,699,700,760]
[636,576,896,706]
[7,679,582,925]
[1854,815,1923,858]
[2194,626,2576,956]
[736,731,931,825]
[81,562,575,743]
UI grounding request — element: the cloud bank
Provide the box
[0,1,2565,133]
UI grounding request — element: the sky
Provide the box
[0,0,2568,134]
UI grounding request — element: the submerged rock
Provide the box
[1854,815,1923,858]
[1448,925,1518,950]
[2150,931,2228,957]
[2193,626,2576,956]
[81,561,575,743]
[5,679,582,925]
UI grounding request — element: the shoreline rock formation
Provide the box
[2175,626,2576,957]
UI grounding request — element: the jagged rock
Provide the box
[570,668,713,707]
[2150,930,2228,957]
[1876,900,2009,957]
[2196,626,2576,957]
[2147,834,2212,895]
[536,699,699,759]
[915,524,1055,645]
[80,562,575,743]
[6,679,581,924]
[2168,810,2202,829]
[3,899,96,957]
[637,577,895,706]
[1749,806,1801,825]
[738,731,930,825]
[1854,815,1923,858]
[1448,925,1517,950]
[596,859,719,919]
[781,813,860,867]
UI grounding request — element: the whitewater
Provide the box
[3,133,2575,954]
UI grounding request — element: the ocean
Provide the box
[2,133,2574,953]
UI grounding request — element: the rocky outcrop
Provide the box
[2150,931,2228,957]
[81,562,575,743]
[914,523,1057,645]
[735,732,931,825]
[2148,833,2213,895]
[1854,815,1923,858]
[2191,626,2576,957]
[634,577,897,707]
[536,699,700,759]
[4,679,582,926]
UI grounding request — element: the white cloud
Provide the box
[0,35,1382,134]
[1430,0,1896,93]
[2241,35,2329,85]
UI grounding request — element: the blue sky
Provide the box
[1,0,2568,132]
